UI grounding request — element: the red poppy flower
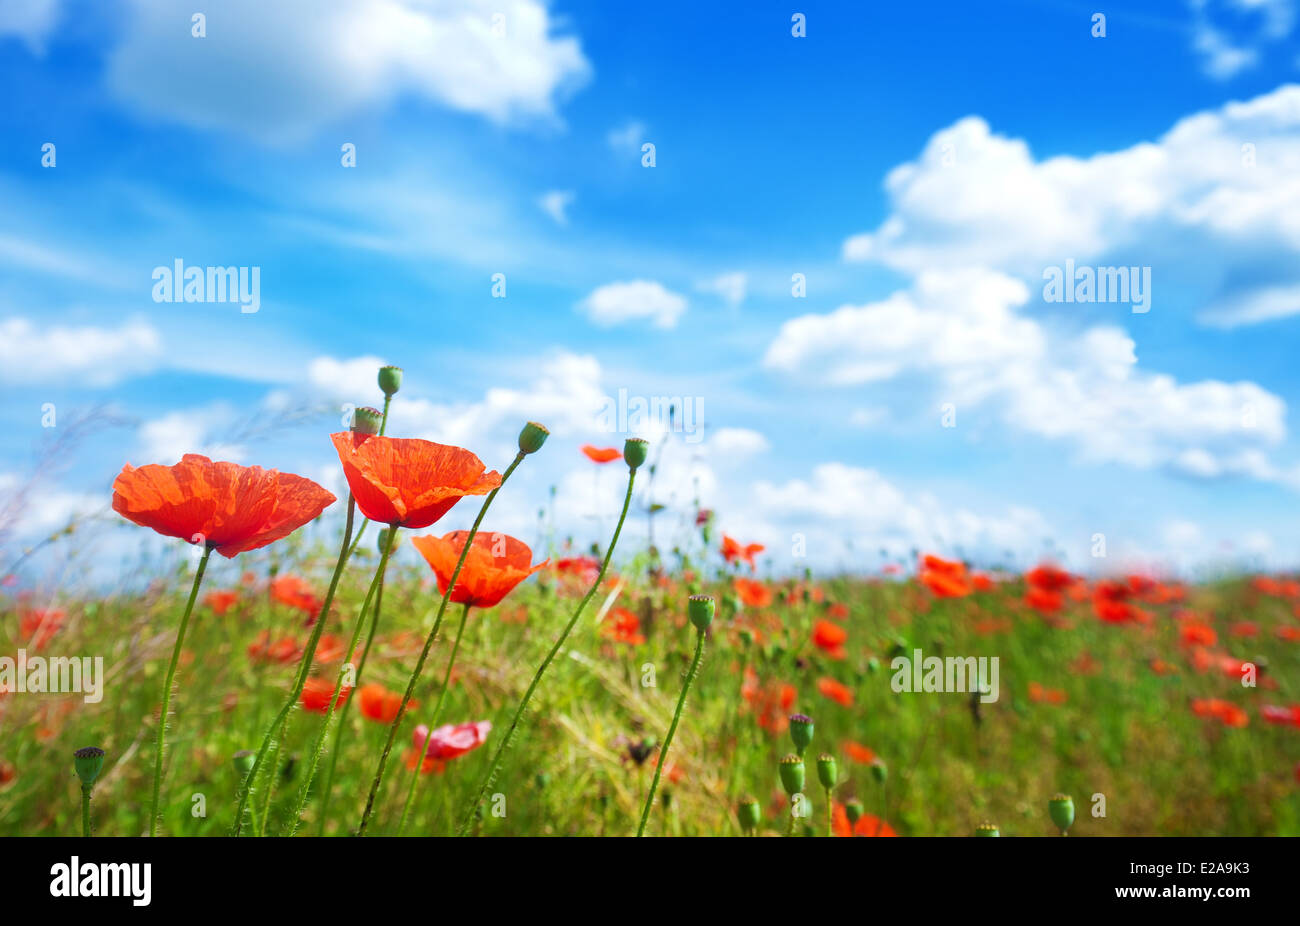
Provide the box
[1025,563,1073,592]
[112,454,335,558]
[742,668,796,732]
[971,572,994,592]
[832,803,896,836]
[919,554,971,598]
[270,574,322,618]
[330,433,500,529]
[601,607,646,645]
[411,531,546,609]
[721,534,765,571]
[818,677,853,707]
[300,676,350,713]
[1261,704,1300,727]
[1028,681,1067,704]
[827,602,849,620]
[247,632,301,664]
[733,577,774,608]
[19,609,64,649]
[1191,698,1248,727]
[1180,622,1217,647]
[812,619,848,659]
[553,555,600,585]
[580,445,622,464]
[1025,586,1063,615]
[359,683,413,724]
[204,589,239,615]
[844,741,876,764]
[413,720,491,760]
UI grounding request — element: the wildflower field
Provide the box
[1,366,1297,839]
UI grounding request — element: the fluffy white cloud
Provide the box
[107,0,590,142]
[842,85,1300,328]
[696,272,747,308]
[0,0,60,53]
[307,354,390,407]
[579,280,687,329]
[764,268,1288,477]
[1189,0,1295,79]
[137,406,246,465]
[0,316,161,386]
[708,427,769,459]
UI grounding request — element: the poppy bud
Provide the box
[73,746,105,787]
[232,750,254,777]
[975,822,1001,837]
[352,406,383,435]
[738,627,755,648]
[687,595,714,632]
[870,758,888,784]
[518,421,549,455]
[816,753,837,789]
[378,365,403,396]
[378,527,400,554]
[844,797,864,825]
[778,754,805,796]
[623,437,649,470]
[737,796,761,834]
[1049,794,1074,834]
[789,713,814,756]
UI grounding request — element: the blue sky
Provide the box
[3,0,1300,584]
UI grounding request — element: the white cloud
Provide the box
[763,268,1290,479]
[696,271,747,308]
[307,354,390,406]
[840,85,1300,329]
[537,189,574,225]
[579,280,687,329]
[708,427,769,459]
[137,406,246,464]
[0,0,60,53]
[107,0,591,142]
[607,120,646,153]
[1189,0,1295,80]
[1198,281,1300,327]
[0,316,162,386]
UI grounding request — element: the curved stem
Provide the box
[286,525,399,834]
[343,396,392,561]
[149,543,211,836]
[356,452,527,836]
[457,465,637,836]
[637,628,704,836]
[233,496,355,835]
[396,600,471,835]
[81,786,92,837]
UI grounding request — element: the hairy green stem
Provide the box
[149,543,211,836]
[457,465,637,836]
[637,628,704,836]
[356,452,527,835]
[81,786,92,837]
[233,496,356,835]
[396,600,471,834]
[286,526,398,834]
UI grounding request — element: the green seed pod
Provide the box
[975,822,1001,837]
[778,754,805,796]
[518,421,549,455]
[377,365,403,397]
[736,796,761,833]
[844,798,864,826]
[816,754,838,790]
[73,747,105,787]
[352,406,383,435]
[623,437,649,470]
[1049,794,1074,834]
[789,714,814,756]
[871,758,888,784]
[687,594,715,632]
[378,527,401,554]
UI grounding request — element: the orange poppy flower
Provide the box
[247,632,301,664]
[112,454,335,557]
[1180,622,1217,647]
[411,531,546,609]
[832,803,897,836]
[812,619,848,659]
[733,577,774,608]
[1191,698,1248,727]
[19,609,64,649]
[270,574,322,618]
[971,572,994,592]
[817,677,853,707]
[721,534,765,571]
[1028,681,1067,704]
[580,445,622,463]
[601,607,646,645]
[919,554,971,598]
[300,676,350,713]
[204,589,239,615]
[742,668,796,732]
[330,433,500,529]
[1025,563,1073,592]
[359,683,413,724]
[827,602,849,620]
[844,741,876,764]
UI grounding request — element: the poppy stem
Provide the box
[148,542,212,836]
[342,397,392,562]
[825,786,833,838]
[233,495,356,835]
[636,626,705,837]
[396,600,472,835]
[81,785,92,837]
[356,452,528,836]
[457,465,638,837]
[286,525,399,835]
